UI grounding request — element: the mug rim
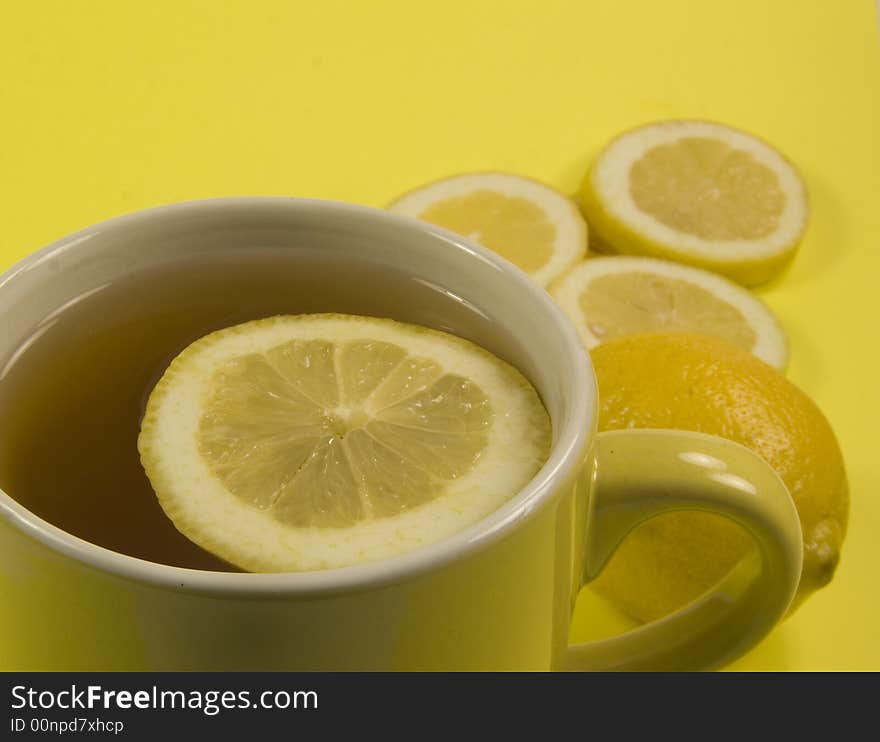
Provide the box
[0,197,595,598]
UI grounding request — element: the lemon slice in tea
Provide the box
[550,255,789,369]
[389,172,588,287]
[580,120,809,285]
[138,314,551,572]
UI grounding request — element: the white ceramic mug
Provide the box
[0,198,802,670]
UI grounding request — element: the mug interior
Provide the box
[0,198,594,593]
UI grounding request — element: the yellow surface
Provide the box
[0,1,877,670]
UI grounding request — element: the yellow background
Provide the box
[1,1,877,670]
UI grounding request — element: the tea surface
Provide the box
[0,250,495,569]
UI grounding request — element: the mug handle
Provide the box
[564,428,803,671]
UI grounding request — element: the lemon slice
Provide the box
[388,172,588,286]
[580,120,809,286]
[138,314,551,572]
[549,256,788,369]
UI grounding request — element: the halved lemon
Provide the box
[138,314,551,573]
[580,120,809,285]
[549,256,788,369]
[388,172,588,286]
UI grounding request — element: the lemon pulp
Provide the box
[629,137,786,241]
[417,190,556,273]
[198,339,492,528]
[578,271,757,349]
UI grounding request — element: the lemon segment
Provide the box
[550,256,788,369]
[389,172,588,286]
[580,120,809,285]
[138,314,551,573]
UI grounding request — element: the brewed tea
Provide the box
[0,249,512,570]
